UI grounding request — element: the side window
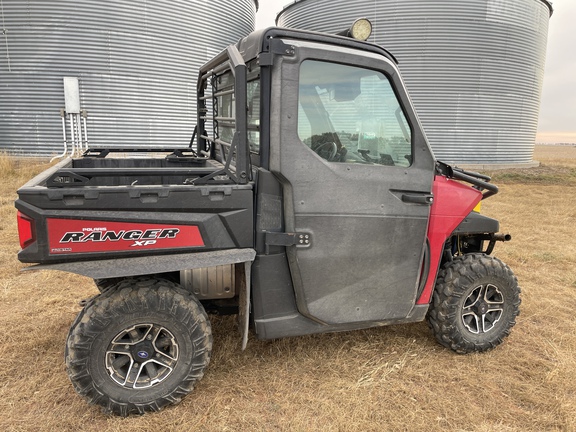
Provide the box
[298,60,412,166]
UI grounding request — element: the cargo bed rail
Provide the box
[45,42,250,189]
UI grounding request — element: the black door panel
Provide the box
[270,40,436,325]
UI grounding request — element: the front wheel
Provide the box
[66,277,212,416]
[427,253,520,354]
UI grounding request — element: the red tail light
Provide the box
[17,211,36,249]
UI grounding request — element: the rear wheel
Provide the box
[66,277,212,416]
[427,253,520,354]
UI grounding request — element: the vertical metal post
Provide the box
[226,45,249,184]
[75,113,82,153]
[50,109,69,162]
[82,110,88,151]
[68,113,75,157]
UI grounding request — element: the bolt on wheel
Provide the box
[66,278,212,416]
[427,253,520,354]
[106,324,179,389]
[461,283,504,334]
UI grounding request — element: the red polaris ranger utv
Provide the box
[16,23,520,416]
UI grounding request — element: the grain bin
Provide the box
[0,0,257,157]
[277,0,552,166]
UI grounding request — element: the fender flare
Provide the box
[22,248,256,280]
[452,212,499,235]
[23,248,257,350]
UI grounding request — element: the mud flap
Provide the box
[237,260,253,350]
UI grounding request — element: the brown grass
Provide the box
[0,147,575,431]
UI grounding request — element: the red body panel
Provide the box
[417,176,483,304]
[47,219,204,255]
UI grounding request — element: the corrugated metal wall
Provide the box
[0,0,257,157]
[277,0,552,165]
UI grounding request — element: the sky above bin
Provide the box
[256,0,576,144]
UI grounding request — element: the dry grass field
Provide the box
[0,146,575,431]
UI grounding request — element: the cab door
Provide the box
[269,41,436,325]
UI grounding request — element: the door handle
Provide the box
[401,194,434,205]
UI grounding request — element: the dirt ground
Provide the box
[0,146,574,431]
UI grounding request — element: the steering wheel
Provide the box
[314,141,338,161]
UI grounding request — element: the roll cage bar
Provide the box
[196,45,250,185]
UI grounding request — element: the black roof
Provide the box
[236,27,398,65]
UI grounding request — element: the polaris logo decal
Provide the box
[137,351,150,359]
[47,219,204,254]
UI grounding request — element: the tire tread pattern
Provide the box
[427,253,521,354]
[66,277,212,416]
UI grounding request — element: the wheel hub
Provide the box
[132,342,154,361]
[475,302,489,315]
[461,283,504,334]
[105,323,179,389]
